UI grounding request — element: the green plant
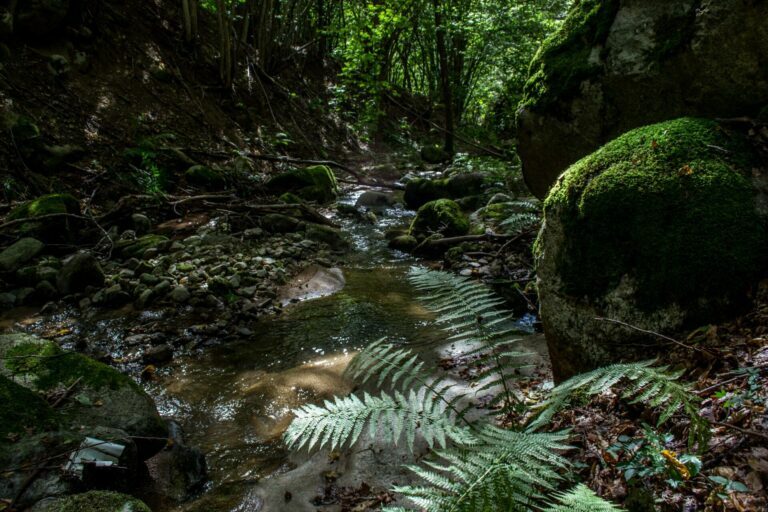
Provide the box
[528,361,710,449]
[284,268,706,511]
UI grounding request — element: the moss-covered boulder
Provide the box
[7,193,81,242]
[0,237,44,272]
[536,118,768,380]
[31,491,151,512]
[404,173,485,209]
[266,165,339,204]
[185,165,226,189]
[409,199,470,239]
[517,0,768,198]
[420,145,451,164]
[304,224,349,250]
[0,374,58,439]
[0,333,168,458]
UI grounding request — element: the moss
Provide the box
[185,165,225,188]
[409,199,470,238]
[267,165,338,204]
[53,491,151,512]
[541,117,768,311]
[8,193,80,220]
[404,173,485,209]
[279,192,304,204]
[3,338,141,393]
[115,234,169,259]
[520,0,619,113]
[0,374,58,439]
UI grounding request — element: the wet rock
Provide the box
[57,252,105,295]
[143,344,174,365]
[0,237,44,272]
[0,333,168,458]
[409,199,469,239]
[355,190,397,209]
[388,235,418,251]
[536,118,768,380]
[144,422,207,503]
[278,265,345,303]
[115,234,170,260]
[404,173,484,209]
[169,286,191,303]
[30,491,151,512]
[35,280,58,300]
[104,284,131,306]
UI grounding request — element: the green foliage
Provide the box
[542,484,624,512]
[123,135,174,194]
[528,360,709,449]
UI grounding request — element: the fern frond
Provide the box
[345,338,432,390]
[284,389,476,453]
[391,425,572,512]
[529,361,709,448]
[542,484,624,512]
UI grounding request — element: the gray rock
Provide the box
[517,0,768,198]
[104,284,131,305]
[143,344,174,365]
[355,190,397,209]
[56,252,105,295]
[131,213,151,235]
[169,286,191,303]
[0,238,44,272]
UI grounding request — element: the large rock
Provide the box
[0,333,168,458]
[266,165,339,204]
[535,118,768,380]
[517,0,768,198]
[56,252,105,294]
[404,173,485,209]
[7,194,81,242]
[409,199,470,239]
[0,237,44,272]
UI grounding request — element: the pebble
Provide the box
[170,286,191,303]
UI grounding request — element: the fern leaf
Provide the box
[529,361,709,448]
[542,484,624,512]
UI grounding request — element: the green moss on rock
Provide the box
[267,165,339,204]
[520,0,619,112]
[409,199,470,239]
[404,173,485,209]
[43,491,151,512]
[540,117,768,312]
[185,165,225,189]
[0,374,57,439]
[8,193,80,220]
[115,234,170,260]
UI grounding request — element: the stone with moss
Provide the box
[115,234,170,260]
[32,491,151,512]
[266,165,338,204]
[387,234,418,252]
[279,192,304,204]
[404,173,485,209]
[7,193,81,241]
[420,145,450,164]
[536,118,768,379]
[409,199,470,239]
[516,0,768,198]
[304,224,349,250]
[185,165,226,189]
[0,333,168,458]
[0,374,57,439]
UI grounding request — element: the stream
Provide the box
[1,187,547,511]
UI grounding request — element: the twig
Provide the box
[50,376,82,408]
[415,232,512,251]
[594,317,716,356]
[713,421,768,442]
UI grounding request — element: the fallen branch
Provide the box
[594,317,717,357]
[713,420,768,442]
[415,232,512,251]
[243,202,339,228]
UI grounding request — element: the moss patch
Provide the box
[409,199,470,238]
[0,374,58,439]
[2,336,141,393]
[185,165,225,189]
[540,117,768,311]
[520,0,619,113]
[51,491,151,512]
[267,165,339,204]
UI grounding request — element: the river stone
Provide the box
[404,173,485,209]
[0,333,168,459]
[278,265,345,304]
[535,118,768,380]
[304,224,349,250]
[409,199,470,239]
[56,252,105,295]
[30,491,151,512]
[266,165,339,204]
[6,194,80,242]
[517,0,768,198]
[355,190,397,209]
[170,285,191,303]
[0,237,44,272]
[144,421,207,503]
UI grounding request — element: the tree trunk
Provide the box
[432,0,454,155]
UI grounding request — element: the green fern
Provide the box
[284,389,476,453]
[542,484,624,512]
[409,267,531,414]
[528,361,709,449]
[387,426,572,512]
